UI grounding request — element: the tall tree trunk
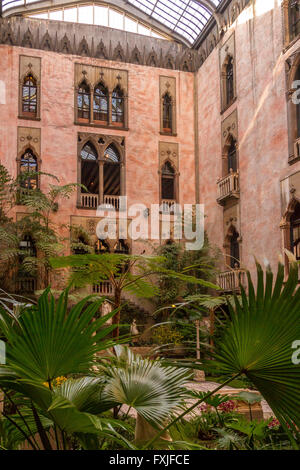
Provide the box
[135,414,172,446]
[112,288,121,339]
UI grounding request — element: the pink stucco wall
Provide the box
[197,0,300,274]
[0,45,196,256]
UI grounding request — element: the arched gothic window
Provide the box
[294,65,300,140]
[16,234,37,293]
[80,143,99,194]
[77,81,90,120]
[226,56,234,106]
[112,86,124,124]
[162,92,172,133]
[161,161,176,201]
[290,202,300,260]
[19,234,37,258]
[20,149,38,190]
[103,144,121,196]
[93,83,109,123]
[22,74,37,117]
[229,227,240,269]
[289,0,300,41]
[227,137,237,173]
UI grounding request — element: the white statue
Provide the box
[130,319,139,336]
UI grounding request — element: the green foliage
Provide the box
[0,288,116,383]
[155,239,219,307]
[151,324,183,347]
[70,225,93,255]
[211,262,300,440]
[99,345,191,428]
[0,164,78,291]
[144,262,300,449]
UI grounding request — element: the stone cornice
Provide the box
[0,16,199,72]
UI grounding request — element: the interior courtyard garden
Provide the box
[0,0,300,455]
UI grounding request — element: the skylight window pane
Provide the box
[78,6,93,25]
[64,8,77,22]
[94,6,108,26]
[32,12,48,19]
[49,10,63,21]
[128,0,221,45]
[125,17,138,33]
[109,10,124,30]
[138,23,150,36]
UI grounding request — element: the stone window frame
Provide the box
[158,142,179,210]
[285,51,300,164]
[222,133,239,177]
[283,0,300,49]
[219,33,237,114]
[221,110,239,177]
[18,56,41,121]
[70,216,132,256]
[159,76,177,137]
[77,132,126,210]
[16,127,41,202]
[223,217,242,270]
[74,64,128,131]
[280,194,300,276]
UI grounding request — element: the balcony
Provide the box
[160,199,177,214]
[80,194,121,210]
[15,277,37,294]
[103,195,120,211]
[218,269,246,293]
[217,171,240,206]
[81,193,99,209]
[93,281,114,296]
[290,137,300,165]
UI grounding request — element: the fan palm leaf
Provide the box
[101,346,191,426]
[212,262,300,434]
[0,288,117,383]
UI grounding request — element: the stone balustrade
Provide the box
[217,170,240,205]
[218,269,246,292]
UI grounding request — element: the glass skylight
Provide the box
[27,4,166,40]
[128,0,221,44]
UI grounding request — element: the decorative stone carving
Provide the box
[21,28,34,48]
[131,46,142,65]
[78,36,89,56]
[221,109,238,150]
[113,42,125,62]
[0,17,199,71]
[1,22,15,45]
[96,39,108,59]
[147,48,158,67]
[159,142,179,171]
[60,33,72,54]
[40,31,53,51]
[17,127,41,159]
[164,54,175,70]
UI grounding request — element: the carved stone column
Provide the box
[99,160,104,204]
